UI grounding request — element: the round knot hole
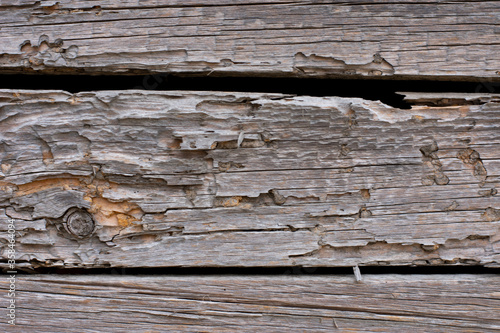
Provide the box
[63,208,95,238]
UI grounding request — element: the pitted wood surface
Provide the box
[0,0,499,79]
[1,90,499,269]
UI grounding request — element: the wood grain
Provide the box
[1,89,500,269]
[1,274,499,332]
[0,0,499,79]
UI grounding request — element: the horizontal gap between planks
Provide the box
[1,74,500,109]
[5,266,500,275]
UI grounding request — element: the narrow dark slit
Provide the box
[1,74,499,109]
[6,266,500,275]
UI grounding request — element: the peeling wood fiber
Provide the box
[1,275,500,332]
[1,90,500,269]
[0,0,499,79]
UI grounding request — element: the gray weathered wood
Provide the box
[1,274,499,332]
[0,0,499,79]
[1,89,500,269]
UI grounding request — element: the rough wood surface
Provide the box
[1,274,499,332]
[1,0,499,79]
[1,89,500,269]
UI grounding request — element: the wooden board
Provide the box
[1,274,499,332]
[1,89,500,269]
[0,0,499,79]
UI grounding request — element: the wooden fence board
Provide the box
[1,90,499,269]
[1,274,499,332]
[0,1,499,79]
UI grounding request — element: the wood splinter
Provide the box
[353,265,362,282]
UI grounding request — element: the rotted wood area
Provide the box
[0,89,499,270]
[0,0,499,80]
[0,275,499,332]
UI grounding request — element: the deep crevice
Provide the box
[6,265,500,275]
[1,74,500,109]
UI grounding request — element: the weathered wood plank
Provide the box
[0,0,499,79]
[1,274,499,332]
[1,90,500,269]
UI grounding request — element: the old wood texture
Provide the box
[1,274,499,332]
[1,89,500,270]
[0,0,499,80]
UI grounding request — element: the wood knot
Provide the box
[63,208,95,238]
